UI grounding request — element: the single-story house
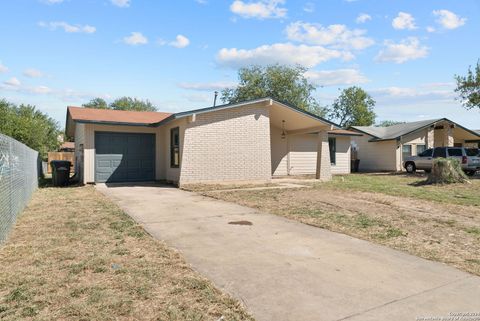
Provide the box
[65,98,360,185]
[349,118,480,172]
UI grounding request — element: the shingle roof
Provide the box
[67,106,172,125]
[351,119,443,140]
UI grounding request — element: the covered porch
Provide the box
[268,101,347,181]
[426,119,480,148]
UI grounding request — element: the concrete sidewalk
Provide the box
[97,183,480,321]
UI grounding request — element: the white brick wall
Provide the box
[179,104,272,184]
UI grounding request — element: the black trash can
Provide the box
[351,159,360,173]
[50,160,71,187]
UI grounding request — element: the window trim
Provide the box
[328,137,336,165]
[170,127,180,168]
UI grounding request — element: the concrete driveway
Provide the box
[97,183,480,321]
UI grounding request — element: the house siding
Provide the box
[289,134,317,175]
[287,134,351,175]
[331,136,351,175]
[179,103,272,184]
[352,134,398,171]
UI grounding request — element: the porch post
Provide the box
[426,127,435,149]
[444,125,454,147]
[316,131,332,181]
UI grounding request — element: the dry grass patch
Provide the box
[0,186,253,321]
[199,185,480,276]
[182,183,279,192]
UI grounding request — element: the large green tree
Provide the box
[327,86,376,128]
[83,96,157,112]
[0,99,60,158]
[376,120,405,127]
[455,60,480,110]
[82,98,108,109]
[110,97,156,112]
[221,65,326,116]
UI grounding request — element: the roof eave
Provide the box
[328,131,363,137]
[75,119,157,127]
[151,97,342,129]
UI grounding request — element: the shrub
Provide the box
[425,158,469,185]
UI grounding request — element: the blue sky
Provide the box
[0,0,479,128]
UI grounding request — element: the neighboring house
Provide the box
[59,141,75,152]
[349,118,480,172]
[65,98,360,185]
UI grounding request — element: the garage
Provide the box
[95,132,155,183]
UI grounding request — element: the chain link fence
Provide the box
[0,133,39,243]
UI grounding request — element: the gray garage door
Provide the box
[95,132,155,183]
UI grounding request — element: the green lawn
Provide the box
[321,173,480,207]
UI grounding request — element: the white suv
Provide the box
[403,147,480,176]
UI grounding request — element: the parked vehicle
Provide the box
[403,147,480,176]
[466,148,480,157]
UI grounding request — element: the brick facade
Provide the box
[179,104,272,184]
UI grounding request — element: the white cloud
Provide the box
[111,0,130,7]
[356,13,371,24]
[285,21,374,50]
[41,0,64,4]
[23,68,45,78]
[0,80,52,95]
[371,85,455,105]
[30,85,53,94]
[169,35,190,48]
[178,81,237,91]
[195,0,208,4]
[304,69,369,86]
[426,26,436,33]
[392,12,417,30]
[0,62,8,73]
[375,37,428,64]
[303,2,315,13]
[217,43,353,68]
[433,10,466,29]
[123,32,148,45]
[183,93,213,103]
[3,77,21,87]
[230,0,287,19]
[39,21,96,34]
[0,80,111,104]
